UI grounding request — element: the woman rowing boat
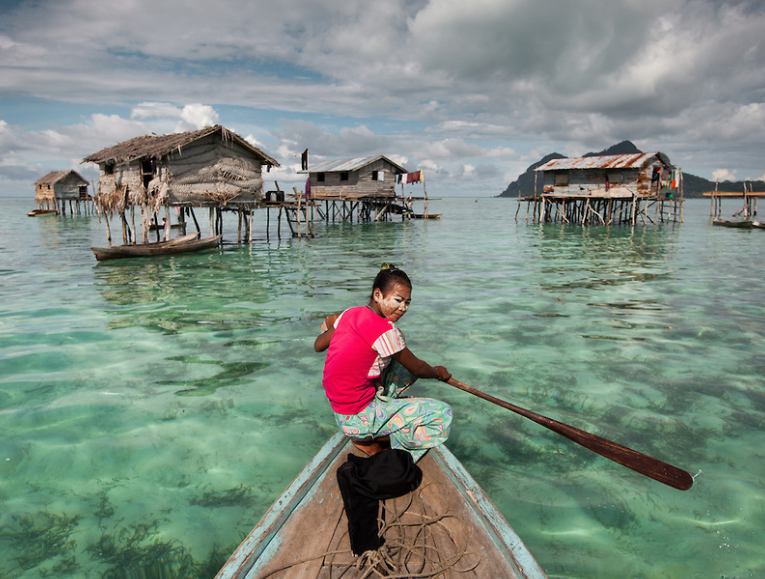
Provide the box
[314,264,453,461]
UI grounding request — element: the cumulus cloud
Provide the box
[713,169,737,182]
[273,120,390,160]
[131,102,182,121]
[1,0,765,195]
[177,104,219,132]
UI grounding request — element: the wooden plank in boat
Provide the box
[216,431,547,579]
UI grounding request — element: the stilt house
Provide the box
[34,170,89,210]
[82,125,279,244]
[300,156,407,198]
[82,125,279,211]
[523,152,683,225]
[535,152,677,198]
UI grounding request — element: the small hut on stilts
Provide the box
[520,152,683,225]
[82,125,279,246]
[33,170,93,216]
[298,155,434,223]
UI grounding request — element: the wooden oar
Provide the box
[446,378,693,491]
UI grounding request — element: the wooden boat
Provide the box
[412,213,442,220]
[712,218,753,228]
[216,431,548,579]
[27,208,59,217]
[752,220,765,229]
[90,233,221,261]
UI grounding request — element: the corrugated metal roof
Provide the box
[301,155,407,174]
[536,152,672,172]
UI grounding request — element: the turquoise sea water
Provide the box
[0,196,763,579]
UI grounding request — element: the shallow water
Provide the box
[0,197,763,578]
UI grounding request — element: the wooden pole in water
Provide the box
[189,206,200,235]
[140,203,149,244]
[104,210,112,246]
[515,190,521,220]
[294,187,302,239]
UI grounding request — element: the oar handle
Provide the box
[446,378,693,491]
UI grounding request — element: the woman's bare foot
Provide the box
[352,440,385,456]
[352,436,391,457]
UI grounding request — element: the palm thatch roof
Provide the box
[82,125,279,168]
[35,170,88,186]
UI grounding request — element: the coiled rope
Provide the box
[262,482,481,578]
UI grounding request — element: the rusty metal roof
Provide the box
[300,155,407,174]
[536,152,672,172]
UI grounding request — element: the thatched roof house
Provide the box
[300,156,407,198]
[536,152,677,197]
[34,170,89,209]
[82,125,279,212]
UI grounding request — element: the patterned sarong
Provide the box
[334,362,452,462]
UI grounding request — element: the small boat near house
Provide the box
[90,233,221,261]
[27,208,60,217]
[711,218,753,228]
[215,431,547,579]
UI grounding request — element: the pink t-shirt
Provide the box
[322,306,406,414]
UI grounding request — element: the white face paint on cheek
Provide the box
[380,295,399,316]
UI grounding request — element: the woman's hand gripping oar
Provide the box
[446,378,693,491]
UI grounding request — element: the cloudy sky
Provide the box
[1,0,763,198]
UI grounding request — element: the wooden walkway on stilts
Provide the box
[94,187,436,249]
[218,190,434,243]
[255,190,432,240]
[704,189,764,219]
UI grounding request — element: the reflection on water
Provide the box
[1,199,764,578]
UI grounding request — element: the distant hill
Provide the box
[498,152,566,199]
[498,141,763,199]
[583,140,642,157]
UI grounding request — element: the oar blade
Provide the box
[446,378,693,491]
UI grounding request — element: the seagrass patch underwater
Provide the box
[0,197,763,578]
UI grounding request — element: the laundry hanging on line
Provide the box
[406,170,425,184]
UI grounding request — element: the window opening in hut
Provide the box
[104,163,115,175]
[554,173,569,186]
[340,172,349,181]
[317,173,325,182]
[142,159,156,189]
